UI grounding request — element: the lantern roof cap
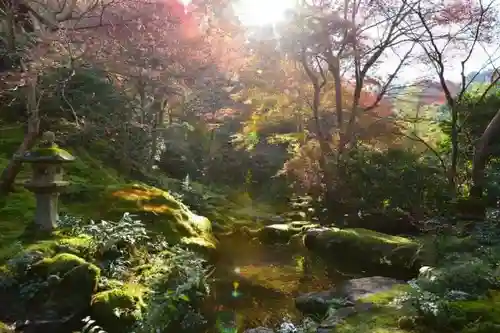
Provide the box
[20,131,75,163]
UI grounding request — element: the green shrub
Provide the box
[134,246,210,333]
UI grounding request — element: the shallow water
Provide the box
[202,231,351,332]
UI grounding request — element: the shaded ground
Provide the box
[0,125,348,332]
[202,230,351,332]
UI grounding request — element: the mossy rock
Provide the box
[256,222,319,244]
[87,184,217,252]
[22,234,93,258]
[97,278,125,292]
[29,253,100,315]
[462,322,500,333]
[330,284,415,333]
[304,228,420,278]
[90,286,145,333]
[0,322,13,333]
[63,183,216,245]
[332,306,414,333]
[442,292,500,330]
[180,236,218,260]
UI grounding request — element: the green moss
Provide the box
[0,126,118,261]
[24,234,92,258]
[359,284,411,305]
[336,228,415,246]
[335,285,415,333]
[462,322,500,333]
[337,289,500,333]
[98,278,125,292]
[0,190,36,249]
[0,321,13,332]
[0,123,217,277]
[87,183,216,251]
[33,253,95,275]
[0,136,216,261]
[308,228,419,276]
[24,145,75,161]
[91,285,145,333]
[257,222,319,244]
[31,253,100,294]
[22,253,101,316]
[66,181,218,254]
[335,307,411,333]
[64,148,123,187]
[0,125,26,153]
[444,292,500,329]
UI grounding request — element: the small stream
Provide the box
[201,231,353,332]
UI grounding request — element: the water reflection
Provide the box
[202,230,343,332]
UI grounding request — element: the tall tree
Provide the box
[407,0,499,195]
[272,0,418,214]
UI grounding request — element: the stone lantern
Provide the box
[20,131,75,231]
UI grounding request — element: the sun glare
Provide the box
[233,0,296,26]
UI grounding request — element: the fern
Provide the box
[79,316,107,333]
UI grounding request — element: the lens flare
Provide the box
[232,281,241,297]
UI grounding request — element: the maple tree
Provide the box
[1,0,497,215]
[246,0,418,214]
[0,0,244,191]
[405,0,499,196]
[231,32,401,205]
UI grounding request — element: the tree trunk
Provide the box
[149,101,166,170]
[449,105,459,196]
[0,77,40,195]
[470,108,500,199]
[300,50,339,222]
[5,0,16,53]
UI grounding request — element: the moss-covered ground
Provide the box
[0,125,217,262]
[333,285,415,333]
[5,123,493,333]
[0,124,312,331]
[0,125,218,330]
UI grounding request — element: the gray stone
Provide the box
[33,193,60,231]
[318,303,375,332]
[243,327,275,333]
[257,222,319,244]
[296,276,405,332]
[282,211,307,221]
[337,276,404,301]
[295,290,353,317]
[268,215,287,223]
[418,266,437,280]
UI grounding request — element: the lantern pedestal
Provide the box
[20,132,75,231]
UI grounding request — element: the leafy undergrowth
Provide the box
[154,174,286,231]
[356,218,500,333]
[0,125,220,262]
[0,212,213,333]
[0,124,302,333]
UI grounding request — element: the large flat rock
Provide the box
[337,276,405,301]
[295,276,405,317]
